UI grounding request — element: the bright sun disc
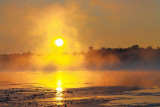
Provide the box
[55,39,63,46]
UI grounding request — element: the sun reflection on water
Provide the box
[56,80,63,105]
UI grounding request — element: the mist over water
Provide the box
[0,46,160,89]
[1,45,160,71]
[0,1,160,106]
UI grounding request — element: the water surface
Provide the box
[0,71,160,89]
[0,71,160,106]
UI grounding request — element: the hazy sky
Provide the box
[0,0,160,53]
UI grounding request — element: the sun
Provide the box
[55,39,64,46]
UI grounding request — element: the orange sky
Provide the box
[0,0,160,53]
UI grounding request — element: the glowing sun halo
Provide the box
[55,39,64,46]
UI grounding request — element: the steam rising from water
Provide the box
[0,47,160,71]
[0,50,160,89]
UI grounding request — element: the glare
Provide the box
[56,87,63,92]
[57,80,62,86]
[55,39,63,46]
[56,79,63,102]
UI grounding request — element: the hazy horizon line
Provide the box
[0,44,160,54]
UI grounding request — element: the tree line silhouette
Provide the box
[85,45,160,70]
[0,45,160,70]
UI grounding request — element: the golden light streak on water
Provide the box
[56,79,63,105]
